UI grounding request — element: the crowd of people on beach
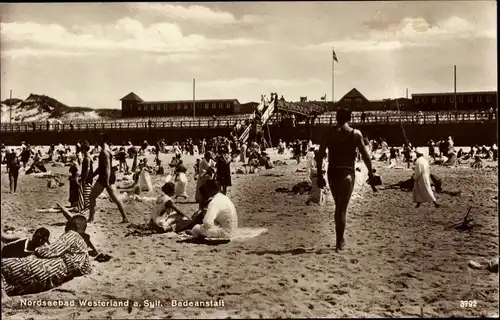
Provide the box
[1,105,497,300]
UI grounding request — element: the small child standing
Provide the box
[68,164,84,211]
[149,182,190,233]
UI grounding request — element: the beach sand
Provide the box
[1,149,498,319]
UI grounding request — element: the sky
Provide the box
[0,1,497,109]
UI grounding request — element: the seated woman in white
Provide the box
[173,164,189,199]
[192,180,238,239]
[149,182,190,233]
[117,161,153,195]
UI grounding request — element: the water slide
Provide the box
[238,97,276,144]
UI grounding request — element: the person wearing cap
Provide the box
[413,149,440,208]
[191,180,238,239]
[316,108,375,252]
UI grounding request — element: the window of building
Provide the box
[212,103,216,109]
[432,97,437,103]
[468,96,473,103]
[422,97,428,103]
[226,102,231,108]
[450,97,455,103]
[157,105,160,111]
[177,104,181,110]
[355,99,362,104]
[415,97,419,104]
[219,102,223,109]
[486,96,492,102]
[205,103,209,109]
[184,104,188,109]
[477,96,482,102]
[345,99,352,106]
[441,96,446,103]
[138,105,142,111]
[458,96,464,103]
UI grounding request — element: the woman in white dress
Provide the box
[173,164,188,199]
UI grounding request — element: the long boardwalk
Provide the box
[0,110,496,133]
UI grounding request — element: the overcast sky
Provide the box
[0,2,497,109]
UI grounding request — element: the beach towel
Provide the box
[31,171,53,177]
[36,208,62,213]
[207,227,268,241]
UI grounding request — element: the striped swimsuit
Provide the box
[1,230,91,296]
[81,156,94,212]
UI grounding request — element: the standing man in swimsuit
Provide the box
[316,108,375,252]
[88,134,129,224]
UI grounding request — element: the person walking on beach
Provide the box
[7,150,21,193]
[413,149,440,208]
[316,108,375,252]
[88,134,129,224]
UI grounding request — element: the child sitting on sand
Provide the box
[149,182,190,233]
[2,228,51,258]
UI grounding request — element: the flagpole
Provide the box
[332,58,335,105]
[193,78,196,118]
[9,89,12,124]
[453,65,457,112]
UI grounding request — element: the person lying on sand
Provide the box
[2,215,92,297]
[1,232,21,246]
[56,203,99,256]
[191,180,238,239]
[2,228,50,259]
[386,173,442,193]
[149,182,191,233]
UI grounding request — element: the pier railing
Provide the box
[0,110,495,133]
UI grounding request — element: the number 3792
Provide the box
[460,300,477,308]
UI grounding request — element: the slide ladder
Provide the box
[238,97,276,144]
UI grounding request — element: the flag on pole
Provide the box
[321,94,326,101]
[332,48,338,62]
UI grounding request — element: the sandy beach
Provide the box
[1,149,498,319]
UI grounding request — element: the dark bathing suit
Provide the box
[327,128,357,182]
[97,150,116,186]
